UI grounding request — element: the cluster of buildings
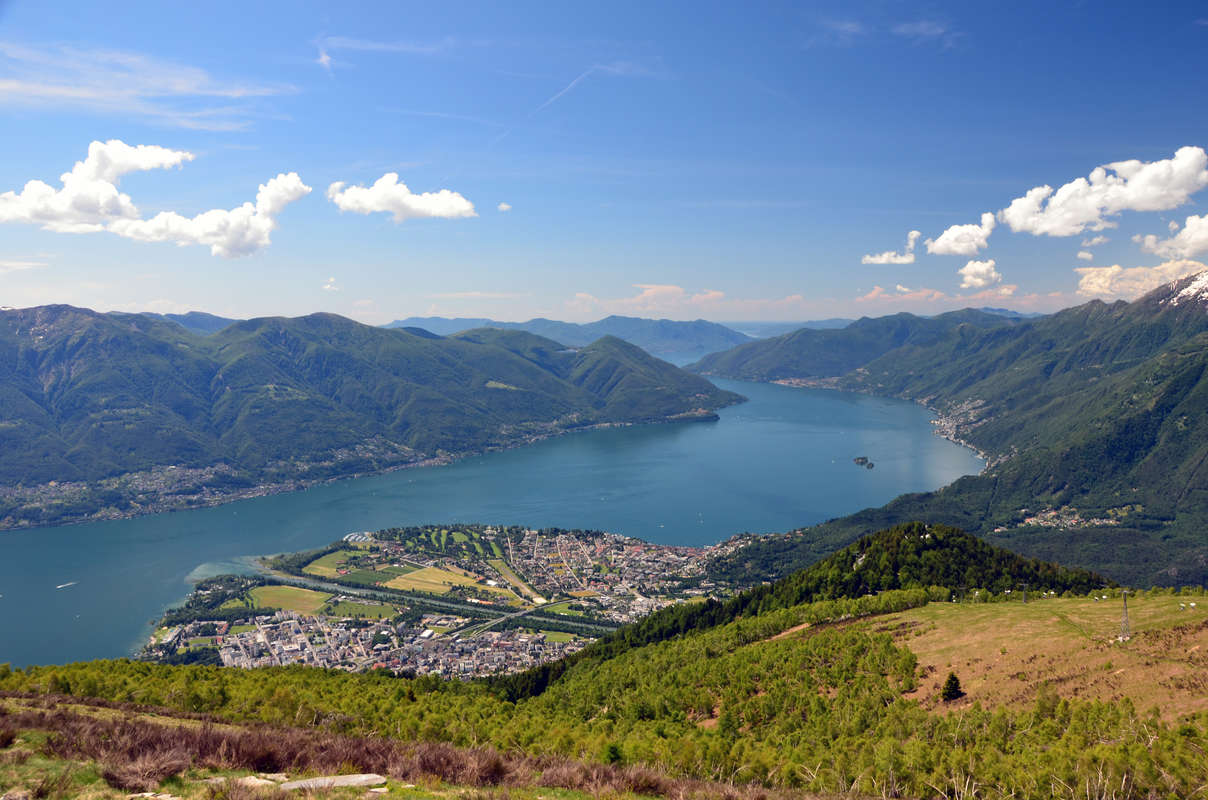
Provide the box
[172,609,586,677]
[499,528,719,622]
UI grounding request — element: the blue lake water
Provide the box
[0,379,983,667]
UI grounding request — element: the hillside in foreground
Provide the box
[695,276,1208,586]
[4,523,1206,800]
[0,306,741,530]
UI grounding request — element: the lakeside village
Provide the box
[146,524,748,678]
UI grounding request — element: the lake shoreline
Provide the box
[0,407,733,536]
[766,377,992,467]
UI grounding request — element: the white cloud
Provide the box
[316,49,332,72]
[0,42,291,131]
[1081,235,1109,247]
[0,259,46,273]
[1170,220,1181,232]
[999,146,1208,237]
[1076,251,1094,261]
[327,173,476,223]
[322,276,338,291]
[1134,214,1208,259]
[497,202,512,212]
[862,230,921,264]
[926,212,995,256]
[1075,259,1207,299]
[0,139,193,233]
[958,258,1002,290]
[109,172,311,258]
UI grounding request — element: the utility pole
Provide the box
[1019,582,1028,604]
[1119,590,1130,642]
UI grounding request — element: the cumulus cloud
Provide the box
[108,172,311,258]
[1134,214,1208,259]
[958,259,1002,290]
[497,202,512,212]
[1081,235,1109,247]
[327,173,476,223]
[925,212,995,256]
[322,276,338,291]
[1077,251,1094,261]
[862,230,921,264]
[999,146,1208,237]
[0,140,309,257]
[1075,259,1207,299]
[0,139,192,233]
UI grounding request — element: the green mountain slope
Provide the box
[695,277,1208,585]
[492,522,1105,700]
[0,306,741,528]
[689,308,1019,379]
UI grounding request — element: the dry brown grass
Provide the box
[0,699,819,800]
[875,595,1208,719]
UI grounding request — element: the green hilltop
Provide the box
[0,305,741,528]
[693,275,1208,586]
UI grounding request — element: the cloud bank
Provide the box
[327,173,476,222]
[1075,259,1207,299]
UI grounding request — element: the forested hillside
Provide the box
[0,306,741,528]
[689,308,1019,379]
[695,276,1208,586]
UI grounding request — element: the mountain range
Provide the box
[384,314,753,364]
[0,306,741,528]
[695,275,1208,585]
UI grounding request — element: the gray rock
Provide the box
[279,774,387,790]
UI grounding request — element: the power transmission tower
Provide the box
[1119,590,1130,641]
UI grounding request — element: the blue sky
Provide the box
[2,1,1207,323]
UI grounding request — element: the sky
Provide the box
[1,1,1208,324]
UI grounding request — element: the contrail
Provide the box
[531,66,597,114]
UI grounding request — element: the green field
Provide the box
[246,585,331,614]
[382,565,519,603]
[540,600,585,616]
[301,549,353,578]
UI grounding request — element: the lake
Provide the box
[0,379,983,667]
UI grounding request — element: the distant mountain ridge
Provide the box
[692,279,1208,585]
[0,306,741,529]
[385,314,752,363]
[140,311,240,335]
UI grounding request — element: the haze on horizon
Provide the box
[1,1,1207,325]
